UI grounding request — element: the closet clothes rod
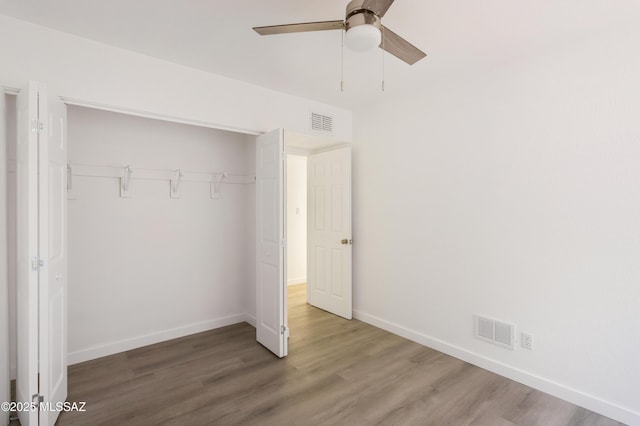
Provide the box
[68,163,256,185]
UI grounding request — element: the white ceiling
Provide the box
[1,0,639,109]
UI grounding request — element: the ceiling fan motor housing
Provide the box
[345,9,381,32]
[345,0,382,32]
[346,0,379,18]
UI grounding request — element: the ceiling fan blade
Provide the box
[253,20,345,36]
[380,26,427,65]
[361,0,395,17]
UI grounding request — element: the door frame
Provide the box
[1,88,10,426]
[255,130,352,358]
[280,134,353,352]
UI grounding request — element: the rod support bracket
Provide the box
[120,165,133,198]
[170,169,183,199]
[211,172,228,199]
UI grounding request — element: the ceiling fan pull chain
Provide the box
[341,29,345,92]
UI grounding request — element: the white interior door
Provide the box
[16,81,40,426]
[38,84,68,426]
[307,147,352,319]
[15,81,67,426]
[256,129,288,357]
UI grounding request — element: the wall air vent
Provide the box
[474,315,515,350]
[310,112,334,134]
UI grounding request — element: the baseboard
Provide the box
[243,313,256,328]
[353,310,639,426]
[68,314,248,365]
[287,277,306,286]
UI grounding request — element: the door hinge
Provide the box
[32,393,44,404]
[280,325,288,335]
[31,257,44,271]
[31,119,44,134]
[281,238,287,247]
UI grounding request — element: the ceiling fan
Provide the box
[253,0,426,65]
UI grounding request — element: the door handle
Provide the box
[341,239,352,245]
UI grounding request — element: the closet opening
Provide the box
[63,105,258,366]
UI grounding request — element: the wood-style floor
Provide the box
[30,284,622,425]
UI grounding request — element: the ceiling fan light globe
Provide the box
[345,24,381,52]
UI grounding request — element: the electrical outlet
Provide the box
[520,332,533,350]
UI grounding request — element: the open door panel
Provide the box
[307,146,353,320]
[38,83,68,426]
[255,129,288,358]
[15,81,40,426]
[15,81,67,426]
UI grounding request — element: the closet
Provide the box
[2,83,258,425]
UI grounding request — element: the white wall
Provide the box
[287,155,307,285]
[0,14,352,141]
[66,106,256,363]
[352,24,640,425]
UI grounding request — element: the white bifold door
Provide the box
[255,129,288,358]
[307,147,352,319]
[15,81,68,426]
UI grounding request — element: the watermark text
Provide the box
[1,401,87,413]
